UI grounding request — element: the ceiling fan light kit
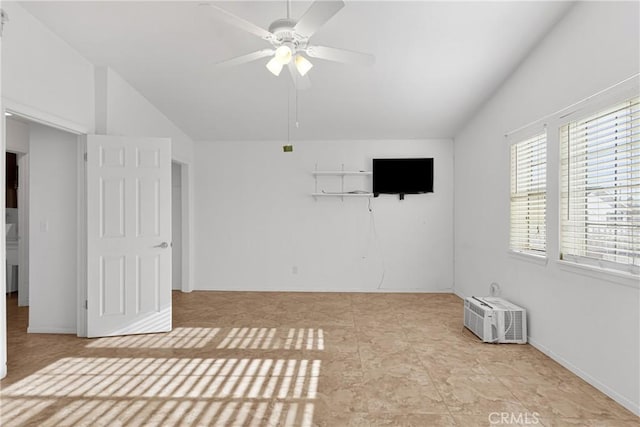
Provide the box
[266,52,313,77]
[295,55,313,77]
[274,45,293,65]
[266,56,284,76]
[205,0,374,89]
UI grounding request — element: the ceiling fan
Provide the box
[202,0,375,90]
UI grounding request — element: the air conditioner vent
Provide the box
[504,311,524,341]
[464,303,485,340]
[468,301,486,318]
[463,297,527,344]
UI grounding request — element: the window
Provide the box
[560,96,639,274]
[510,132,547,256]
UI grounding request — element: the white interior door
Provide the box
[86,135,172,338]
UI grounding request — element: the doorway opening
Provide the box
[171,160,190,293]
[172,162,182,290]
[4,114,81,334]
[5,152,18,299]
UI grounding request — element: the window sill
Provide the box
[556,260,639,289]
[508,250,548,266]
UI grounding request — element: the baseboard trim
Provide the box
[27,326,76,335]
[193,286,455,294]
[453,289,466,300]
[0,363,6,380]
[528,336,639,417]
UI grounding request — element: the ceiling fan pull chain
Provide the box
[287,83,291,143]
[296,88,300,129]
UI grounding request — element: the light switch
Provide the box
[40,220,48,232]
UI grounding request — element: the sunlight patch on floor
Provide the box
[0,398,52,426]
[85,327,221,349]
[0,357,321,427]
[2,399,314,427]
[3,357,321,399]
[217,327,324,350]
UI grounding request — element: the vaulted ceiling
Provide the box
[20,1,573,141]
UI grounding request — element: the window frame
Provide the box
[559,95,639,276]
[509,130,548,259]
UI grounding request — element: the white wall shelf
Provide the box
[312,164,372,200]
[312,171,372,176]
[312,192,373,198]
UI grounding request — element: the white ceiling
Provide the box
[20,1,572,141]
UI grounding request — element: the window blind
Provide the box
[560,96,639,274]
[510,132,547,256]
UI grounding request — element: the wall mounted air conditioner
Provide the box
[464,297,527,344]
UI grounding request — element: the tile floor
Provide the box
[0,291,637,426]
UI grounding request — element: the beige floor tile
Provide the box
[358,346,425,377]
[452,413,540,427]
[363,373,449,415]
[435,374,531,416]
[367,413,458,426]
[415,349,493,379]
[1,291,637,427]
[310,350,363,376]
[481,356,576,381]
[499,377,637,421]
[311,409,371,427]
[314,373,369,414]
[539,417,640,426]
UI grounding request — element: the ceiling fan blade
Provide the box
[306,45,375,66]
[287,61,311,90]
[294,0,345,37]
[200,3,273,40]
[215,49,274,68]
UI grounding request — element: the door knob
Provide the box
[155,242,169,249]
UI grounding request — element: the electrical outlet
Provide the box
[292,266,298,274]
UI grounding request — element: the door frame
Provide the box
[171,157,193,293]
[2,99,88,337]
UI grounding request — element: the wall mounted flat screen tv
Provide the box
[373,158,434,198]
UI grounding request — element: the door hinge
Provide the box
[84,299,88,309]
[84,153,88,162]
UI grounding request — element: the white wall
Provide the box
[0,3,194,157]
[96,67,194,163]
[172,162,183,290]
[1,2,94,131]
[454,1,640,415]
[6,117,29,153]
[194,139,453,292]
[27,123,78,334]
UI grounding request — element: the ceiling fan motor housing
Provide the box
[267,18,308,52]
